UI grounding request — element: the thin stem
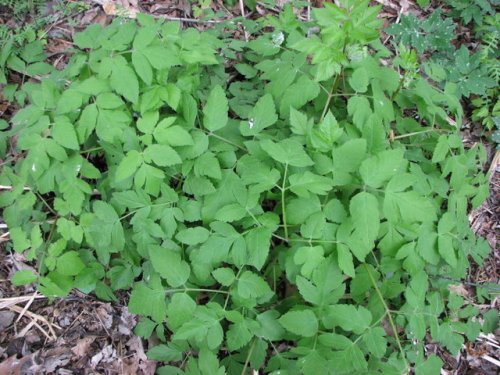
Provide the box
[241,339,257,375]
[271,233,288,242]
[35,192,57,217]
[281,163,289,240]
[203,129,248,152]
[364,264,409,372]
[80,146,103,154]
[119,201,174,221]
[353,311,388,345]
[320,74,342,121]
[167,288,230,295]
[390,75,405,101]
[392,128,449,140]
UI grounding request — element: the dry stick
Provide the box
[0,294,46,309]
[15,292,37,324]
[152,14,223,24]
[239,0,249,42]
[9,304,60,340]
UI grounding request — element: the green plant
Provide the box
[445,0,498,26]
[0,0,46,19]
[385,10,456,55]
[471,13,500,146]
[1,1,496,374]
[388,7,499,147]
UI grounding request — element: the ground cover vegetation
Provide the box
[0,0,498,373]
[387,0,499,147]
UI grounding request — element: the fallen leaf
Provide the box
[71,336,97,357]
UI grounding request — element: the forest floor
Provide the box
[0,0,498,374]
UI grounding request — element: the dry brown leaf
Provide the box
[92,0,139,18]
[448,284,470,298]
[71,336,97,357]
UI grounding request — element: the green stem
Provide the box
[281,163,289,240]
[80,146,103,154]
[390,76,405,101]
[320,66,344,122]
[167,288,229,295]
[241,339,257,375]
[392,128,449,140]
[119,201,174,221]
[364,264,409,372]
[320,81,336,122]
[35,191,57,217]
[203,129,247,152]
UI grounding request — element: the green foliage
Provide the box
[445,0,497,26]
[386,11,456,54]
[388,6,500,146]
[1,2,495,374]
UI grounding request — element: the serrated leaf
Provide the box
[337,243,355,277]
[149,246,190,287]
[332,138,367,173]
[52,117,79,150]
[143,144,182,166]
[166,293,196,330]
[360,149,406,188]
[147,344,183,362]
[129,281,167,323]
[240,94,278,136]
[237,271,272,299]
[327,304,372,334]
[110,59,139,103]
[260,139,314,167]
[363,327,387,357]
[56,251,85,276]
[175,227,210,245]
[116,150,143,181]
[154,125,193,147]
[137,111,159,134]
[415,355,443,375]
[132,51,153,85]
[203,85,228,131]
[349,67,369,92]
[294,246,325,278]
[278,310,318,337]
[12,270,38,285]
[226,321,253,350]
[288,172,333,198]
[289,107,309,135]
[214,203,247,222]
[349,192,380,261]
[212,268,235,286]
[246,227,272,271]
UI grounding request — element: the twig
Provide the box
[0,185,31,191]
[15,292,37,324]
[239,0,249,42]
[482,355,500,368]
[151,14,224,24]
[0,294,46,309]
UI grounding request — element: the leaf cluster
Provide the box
[1,1,496,374]
[387,6,499,146]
